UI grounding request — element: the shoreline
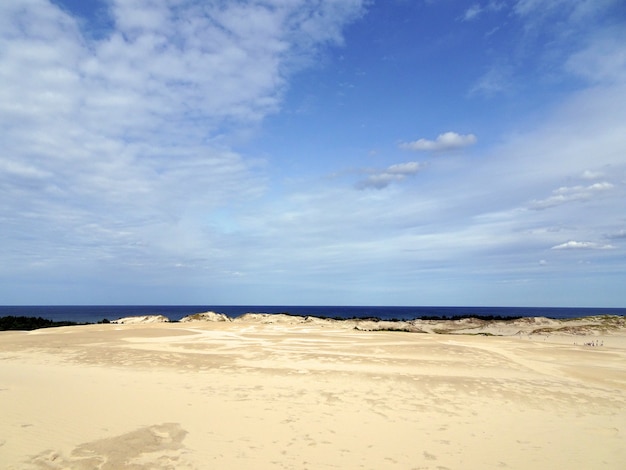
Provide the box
[2,304,625,325]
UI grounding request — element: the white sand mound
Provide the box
[179,311,231,322]
[112,315,170,324]
[234,313,308,323]
[511,316,558,327]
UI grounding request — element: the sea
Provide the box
[0,305,625,324]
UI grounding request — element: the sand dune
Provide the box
[1,316,625,469]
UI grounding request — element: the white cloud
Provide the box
[461,2,505,22]
[566,30,626,84]
[551,241,616,250]
[514,0,618,25]
[469,0,625,97]
[587,182,614,191]
[581,170,604,180]
[529,182,614,210]
[462,4,483,21]
[399,132,477,152]
[356,161,422,190]
[0,0,624,306]
[0,0,366,283]
[387,162,422,174]
[0,160,51,180]
[469,65,514,96]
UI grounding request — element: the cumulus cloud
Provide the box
[551,241,615,250]
[399,132,477,152]
[356,161,422,190]
[0,0,624,306]
[529,182,614,210]
[581,170,604,180]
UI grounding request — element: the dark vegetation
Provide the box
[0,316,110,331]
[0,313,529,331]
[0,316,78,331]
[417,315,523,321]
[323,314,524,322]
[268,312,524,322]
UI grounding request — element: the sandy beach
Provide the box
[1,314,625,469]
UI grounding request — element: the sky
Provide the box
[1,0,625,307]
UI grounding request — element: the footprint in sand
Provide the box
[26,423,191,470]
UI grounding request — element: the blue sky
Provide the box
[1,0,625,307]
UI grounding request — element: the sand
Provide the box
[1,315,625,469]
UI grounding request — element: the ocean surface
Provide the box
[1,305,625,324]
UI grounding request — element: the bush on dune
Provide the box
[0,316,79,331]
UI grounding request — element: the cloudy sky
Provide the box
[1,0,625,307]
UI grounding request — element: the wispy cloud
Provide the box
[566,30,626,84]
[462,4,483,22]
[399,132,477,152]
[605,230,626,240]
[356,162,422,190]
[0,0,624,306]
[0,0,366,283]
[469,65,514,96]
[461,1,505,22]
[514,0,616,26]
[529,182,614,210]
[551,241,616,250]
[469,0,625,96]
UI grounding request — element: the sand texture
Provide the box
[1,315,625,469]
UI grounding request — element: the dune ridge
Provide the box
[117,311,626,338]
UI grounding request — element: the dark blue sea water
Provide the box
[0,305,624,324]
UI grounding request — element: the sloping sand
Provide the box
[1,316,625,469]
